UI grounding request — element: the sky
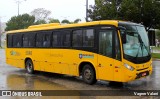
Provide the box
[0,0,95,23]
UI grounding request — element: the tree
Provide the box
[61,19,81,24]
[156,29,160,40]
[88,0,160,30]
[34,19,47,25]
[74,19,81,23]
[49,18,60,23]
[5,14,35,31]
[31,8,51,21]
[120,0,160,30]
[61,19,70,24]
[88,0,118,21]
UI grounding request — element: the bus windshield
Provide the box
[119,23,151,64]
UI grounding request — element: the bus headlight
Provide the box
[124,63,135,71]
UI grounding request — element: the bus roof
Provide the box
[6,20,131,34]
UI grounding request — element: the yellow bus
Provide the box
[6,20,152,84]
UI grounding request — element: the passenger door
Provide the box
[113,31,123,82]
[97,28,114,81]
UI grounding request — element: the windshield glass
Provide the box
[119,23,151,63]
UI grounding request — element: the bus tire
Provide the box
[82,64,97,85]
[25,59,34,74]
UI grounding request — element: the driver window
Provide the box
[99,30,113,58]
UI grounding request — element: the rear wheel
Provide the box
[25,59,34,74]
[82,64,97,84]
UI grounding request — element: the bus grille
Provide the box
[136,67,149,71]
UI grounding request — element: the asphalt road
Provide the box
[0,49,160,99]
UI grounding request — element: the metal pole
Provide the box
[15,0,27,16]
[18,1,20,15]
[15,0,21,16]
[86,0,88,22]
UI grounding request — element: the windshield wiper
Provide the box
[135,42,142,59]
[138,35,150,56]
[135,34,149,59]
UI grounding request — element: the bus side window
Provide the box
[52,32,63,47]
[7,34,13,48]
[28,33,35,47]
[52,33,58,47]
[43,33,51,47]
[13,34,22,47]
[23,33,35,47]
[63,32,70,47]
[99,30,113,58]
[72,30,83,47]
[83,29,94,47]
[23,34,28,47]
[23,34,29,47]
[36,33,43,47]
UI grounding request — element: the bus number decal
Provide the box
[26,51,32,55]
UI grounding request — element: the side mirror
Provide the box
[122,33,127,44]
[118,26,126,31]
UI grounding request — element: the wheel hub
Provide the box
[27,62,32,71]
[84,69,92,80]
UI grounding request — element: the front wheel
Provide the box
[25,59,34,74]
[82,64,97,84]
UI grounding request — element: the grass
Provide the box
[152,53,160,59]
[151,47,160,59]
[151,47,160,50]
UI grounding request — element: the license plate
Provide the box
[136,71,149,79]
[142,72,146,76]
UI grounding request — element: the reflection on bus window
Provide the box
[99,30,113,58]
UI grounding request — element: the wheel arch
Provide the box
[24,57,32,68]
[78,61,96,77]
